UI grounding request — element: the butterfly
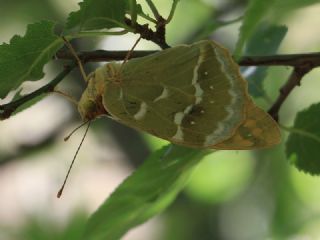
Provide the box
[78,40,281,150]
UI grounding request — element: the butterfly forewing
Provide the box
[102,41,250,148]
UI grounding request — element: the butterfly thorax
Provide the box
[78,63,122,121]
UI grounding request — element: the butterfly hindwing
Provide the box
[214,99,281,149]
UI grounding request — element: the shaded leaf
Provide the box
[244,24,287,97]
[0,21,63,99]
[127,0,149,25]
[83,145,210,240]
[286,103,320,175]
[274,0,320,13]
[234,0,276,57]
[245,24,287,56]
[66,0,128,31]
[194,17,242,42]
[11,211,87,240]
[235,0,319,56]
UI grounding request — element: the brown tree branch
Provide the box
[56,49,320,67]
[239,52,320,67]
[125,17,170,49]
[123,0,172,49]
[268,63,314,121]
[56,50,158,63]
[0,63,76,120]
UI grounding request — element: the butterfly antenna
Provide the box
[61,36,88,82]
[64,120,90,141]
[57,120,91,198]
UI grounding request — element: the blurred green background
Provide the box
[1,0,320,239]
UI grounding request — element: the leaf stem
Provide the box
[138,12,157,24]
[145,0,161,20]
[166,0,180,23]
[72,30,129,38]
[56,49,320,67]
[124,17,170,49]
[128,0,138,26]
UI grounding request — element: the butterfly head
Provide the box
[78,65,111,121]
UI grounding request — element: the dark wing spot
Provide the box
[189,105,205,117]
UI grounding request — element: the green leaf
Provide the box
[0,21,63,99]
[128,0,138,25]
[274,0,320,13]
[245,24,287,56]
[234,0,276,57]
[82,145,210,240]
[66,0,128,31]
[245,24,287,97]
[286,103,320,175]
[194,17,242,42]
[235,0,319,56]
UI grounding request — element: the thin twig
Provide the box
[124,17,170,49]
[123,1,170,50]
[0,63,77,120]
[268,64,314,121]
[138,12,157,24]
[239,53,320,67]
[145,0,161,20]
[166,0,180,23]
[56,49,157,63]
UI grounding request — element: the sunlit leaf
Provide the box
[83,145,210,240]
[0,21,63,99]
[286,103,320,175]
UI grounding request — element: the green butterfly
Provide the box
[78,40,281,150]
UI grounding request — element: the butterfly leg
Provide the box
[52,88,78,105]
